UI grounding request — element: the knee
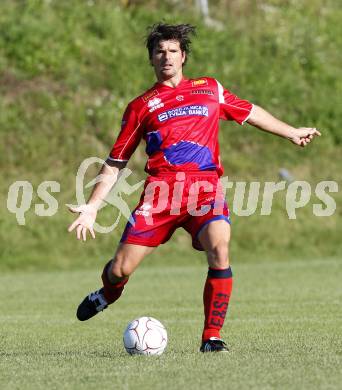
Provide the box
[207,241,229,268]
[110,255,134,279]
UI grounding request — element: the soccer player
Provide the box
[68,23,320,352]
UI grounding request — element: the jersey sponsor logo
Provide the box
[142,89,159,102]
[147,97,164,112]
[158,105,209,122]
[176,95,184,101]
[191,89,214,96]
[191,79,208,87]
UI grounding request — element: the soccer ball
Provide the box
[123,316,167,355]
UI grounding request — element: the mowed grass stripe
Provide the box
[1,259,341,390]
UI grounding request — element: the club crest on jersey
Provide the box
[147,97,164,112]
[142,89,159,102]
[191,79,208,87]
[158,105,209,122]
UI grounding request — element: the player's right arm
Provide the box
[67,160,127,241]
[68,102,143,241]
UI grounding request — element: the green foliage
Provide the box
[0,0,341,270]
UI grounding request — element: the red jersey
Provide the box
[108,76,253,176]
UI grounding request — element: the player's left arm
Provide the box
[246,104,321,147]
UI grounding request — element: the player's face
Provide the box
[151,40,186,81]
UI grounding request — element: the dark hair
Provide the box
[146,23,196,64]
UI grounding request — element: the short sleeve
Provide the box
[216,80,253,125]
[108,103,143,162]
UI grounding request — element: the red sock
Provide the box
[202,267,233,341]
[101,261,128,304]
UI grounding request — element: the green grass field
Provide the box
[1,258,341,390]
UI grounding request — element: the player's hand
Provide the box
[289,127,321,147]
[67,204,97,241]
